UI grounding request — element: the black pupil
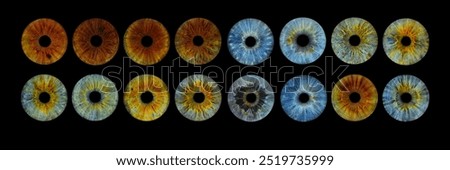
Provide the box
[401,36,412,46]
[193,35,204,46]
[39,35,51,47]
[298,93,309,103]
[349,35,361,46]
[245,36,256,47]
[193,92,205,103]
[89,91,102,103]
[349,92,361,103]
[90,35,103,47]
[400,93,412,103]
[297,34,309,47]
[246,93,257,103]
[140,91,153,103]
[39,92,50,103]
[141,36,153,47]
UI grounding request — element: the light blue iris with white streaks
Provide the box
[228,18,273,65]
[280,75,326,122]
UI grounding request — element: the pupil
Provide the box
[140,91,154,103]
[141,36,153,47]
[349,92,361,103]
[193,35,204,46]
[246,93,257,103]
[401,36,412,46]
[245,36,256,47]
[39,35,51,47]
[90,35,103,47]
[39,92,50,103]
[349,35,361,46]
[89,91,102,103]
[296,34,309,47]
[193,92,205,103]
[400,93,412,103]
[298,93,309,103]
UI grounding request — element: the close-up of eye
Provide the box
[72,74,118,121]
[332,74,378,121]
[383,75,429,122]
[331,17,378,64]
[72,18,119,65]
[123,74,170,121]
[21,18,67,65]
[21,74,67,121]
[228,18,274,65]
[175,74,221,121]
[175,18,221,65]
[124,18,170,65]
[279,17,326,64]
[280,75,326,122]
[383,18,429,65]
[227,75,274,122]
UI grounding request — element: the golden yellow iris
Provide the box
[175,75,221,121]
[383,18,429,65]
[124,75,169,121]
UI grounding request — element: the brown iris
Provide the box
[332,74,378,121]
[22,18,67,65]
[73,18,119,65]
[124,18,170,65]
[175,18,221,65]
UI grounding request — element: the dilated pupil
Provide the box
[90,35,103,47]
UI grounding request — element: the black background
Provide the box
[5,3,447,150]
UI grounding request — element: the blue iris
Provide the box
[383,75,429,122]
[280,18,326,64]
[72,74,118,121]
[280,75,326,122]
[21,74,67,121]
[228,18,274,65]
